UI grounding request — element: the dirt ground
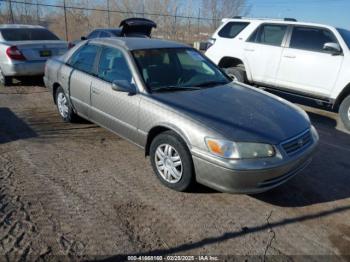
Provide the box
[1,80,350,261]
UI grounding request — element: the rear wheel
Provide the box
[0,68,11,86]
[339,95,350,131]
[150,131,194,192]
[225,67,246,83]
[55,86,78,123]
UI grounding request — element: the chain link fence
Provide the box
[0,0,224,44]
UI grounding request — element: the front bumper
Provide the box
[192,128,318,194]
[1,60,46,76]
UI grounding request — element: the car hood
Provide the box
[151,84,310,145]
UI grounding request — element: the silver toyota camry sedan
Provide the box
[0,24,68,86]
[44,37,318,194]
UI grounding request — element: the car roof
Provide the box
[0,24,45,29]
[221,18,336,30]
[90,37,189,50]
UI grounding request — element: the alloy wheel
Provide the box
[154,144,183,183]
[228,74,238,81]
[57,92,69,118]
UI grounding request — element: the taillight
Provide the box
[6,46,26,61]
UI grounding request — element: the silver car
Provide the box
[44,38,318,194]
[0,24,68,86]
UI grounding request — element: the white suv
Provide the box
[205,17,350,131]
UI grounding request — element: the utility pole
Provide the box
[36,0,39,24]
[8,0,14,23]
[107,0,110,27]
[63,0,68,40]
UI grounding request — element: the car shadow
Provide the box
[253,111,350,207]
[10,76,45,87]
[99,204,350,260]
[0,107,38,144]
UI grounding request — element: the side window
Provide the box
[218,22,249,38]
[290,26,338,52]
[68,44,99,74]
[98,47,132,83]
[248,24,287,46]
[87,30,100,39]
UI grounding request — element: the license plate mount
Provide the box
[40,50,52,57]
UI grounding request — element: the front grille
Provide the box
[281,130,312,156]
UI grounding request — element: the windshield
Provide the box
[1,28,59,41]
[132,48,231,92]
[337,28,350,49]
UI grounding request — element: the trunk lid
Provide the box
[119,18,157,37]
[5,40,68,61]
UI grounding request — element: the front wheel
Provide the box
[339,95,350,131]
[150,131,194,192]
[55,86,78,123]
[225,67,247,83]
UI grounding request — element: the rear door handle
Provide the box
[244,48,255,52]
[92,87,101,95]
[283,55,296,59]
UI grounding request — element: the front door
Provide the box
[275,26,344,97]
[90,46,141,142]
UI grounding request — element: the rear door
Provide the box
[243,23,288,85]
[276,26,344,97]
[66,44,100,118]
[90,46,140,141]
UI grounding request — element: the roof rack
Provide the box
[231,16,297,22]
[284,18,297,22]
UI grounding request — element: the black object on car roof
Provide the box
[119,18,157,37]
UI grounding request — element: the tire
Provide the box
[0,68,11,86]
[339,95,350,131]
[150,131,194,192]
[55,86,78,123]
[225,67,246,83]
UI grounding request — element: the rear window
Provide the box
[248,24,287,46]
[218,22,249,38]
[109,30,121,37]
[1,28,59,41]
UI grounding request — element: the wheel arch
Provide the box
[217,56,252,82]
[52,82,61,104]
[333,83,350,112]
[145,125,191,156]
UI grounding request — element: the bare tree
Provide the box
[202,0,250,30]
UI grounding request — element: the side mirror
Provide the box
[323,42,342,55]
[81,36,87,41]
[111,80,136,94]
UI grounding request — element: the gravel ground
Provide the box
[0,81,350,261]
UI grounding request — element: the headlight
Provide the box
[205,138,275,159]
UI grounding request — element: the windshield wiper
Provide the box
[193,80,230,87]
[153,86,201,92]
